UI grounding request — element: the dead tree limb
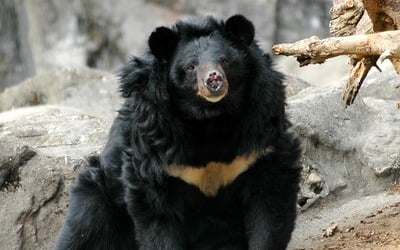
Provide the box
[272,30,400,66]
[342,57,375,106]
[273,0,400,107]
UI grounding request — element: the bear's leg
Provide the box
[243,136,301,250]
[54,165,135,250]
[243,193,298,250]
[124,187,187,250]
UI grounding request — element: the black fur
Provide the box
[225,15,255,46]
[55,15,301,250]
[149,27,179,61]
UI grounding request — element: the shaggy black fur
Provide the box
[54,15,301,250]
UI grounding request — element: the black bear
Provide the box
[54,15,301,250]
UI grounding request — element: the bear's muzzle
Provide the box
[197,64,228,103]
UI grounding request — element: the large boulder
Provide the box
[0,68,122,125]
[291,70,400,208]
[0,105,107,250]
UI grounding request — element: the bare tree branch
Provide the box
[273,0,400,107]
[272,30,400,66]
[342,57,376,106]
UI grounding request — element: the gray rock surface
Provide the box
[0,67,122,125]
[290,70,400,208]
[0,67,399,249]
[358,70,400,101]
[290,192,400,249]
[0,105,108,250]
[1,0,333,90]
[0,1,34,91]
[0,66,308,120]
[275,0,332,44]
[283,75,312,97]
[167,0,279,50]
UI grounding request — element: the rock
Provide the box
[0,65,311,126]
[0,68,122,126]
[275,0,332,44]
[290,192,400,249]
[283,74,312,97]
[307,172,322,185]
[289,71,400,207]
[152,0,333,52]
[0,146,36,193]
[13,0,124,73]
[0,105,107,250]
[358,70,400,101]
[322,223,339,238]
[0,1,34,91]
[0,0,335,89]
[1,0,179,86]
[0,69,398,249]
[170,0,279,51]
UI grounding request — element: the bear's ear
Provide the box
[225,15,255,46]
[148,27,179,61]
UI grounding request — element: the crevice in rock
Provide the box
[17,176,64,249]
[0,146,36,192]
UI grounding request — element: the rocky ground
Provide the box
[287,67,400,250]
[0,67,399,250]
[290,184,400,250]
[311,198,400,250]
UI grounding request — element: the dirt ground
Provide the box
[295,183,400,250]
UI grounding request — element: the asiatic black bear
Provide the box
[55,15,301,250]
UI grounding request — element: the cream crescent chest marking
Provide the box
[166,148,272,196]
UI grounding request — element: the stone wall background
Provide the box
[1,0,335,92]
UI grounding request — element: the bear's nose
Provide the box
[204,70,224,92]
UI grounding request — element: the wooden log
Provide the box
[342,57,376,106]
[272,30,400,66]
[275,0,400,107]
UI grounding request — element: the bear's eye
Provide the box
[185,64,196,72]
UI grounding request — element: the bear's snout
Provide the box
[204,70,224,92]
[197,64,229,103]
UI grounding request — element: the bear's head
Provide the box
[148,15,258,119]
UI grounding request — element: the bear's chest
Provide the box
[165,149,271,197]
